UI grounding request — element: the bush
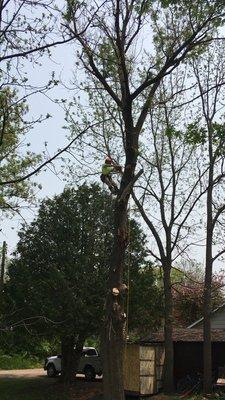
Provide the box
[0,353,42,370]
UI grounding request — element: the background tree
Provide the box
[172,266,225,327]
[5,184,112,383]
[189,41,225,392]
[0,87,41,217]
[0,0,87,218]
[2,184,159,382]
[0,1,72,82]
[62,1,225,396]
[128,263,164,336]
[131,76,208,391]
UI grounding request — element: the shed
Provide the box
[123,342,164,396]
[188,303,225,329]
[123,328,225,396]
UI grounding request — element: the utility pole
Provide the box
[0,241,7,291]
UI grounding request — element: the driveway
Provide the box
[0,368,102,380]
[0,368,46,379]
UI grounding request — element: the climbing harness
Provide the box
[100,156,122,195]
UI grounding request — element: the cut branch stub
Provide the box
[112,287,120,296]
[118,283,128,294]
[112,284,128,296]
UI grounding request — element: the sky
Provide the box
[1,40,210,271]
[0,41,76,255]
[1,4,224,275]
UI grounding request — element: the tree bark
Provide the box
[203,280,212,394]
[74,334,85,378]
[103,116,138,400]
[0,241,7,293]
[103,201,128,400]
[203,170,213,394]
[61,335,75,384]
[163,263,174,394]
[203,118,214,394]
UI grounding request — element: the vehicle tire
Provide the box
[84,365,96,381]
[47,363,58,378]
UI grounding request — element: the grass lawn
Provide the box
[1,376,225,400]
[0,378,70,400]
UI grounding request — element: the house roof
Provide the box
[188,303,225,328]
[139,328,225,344]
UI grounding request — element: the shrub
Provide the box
[0,353,42,370]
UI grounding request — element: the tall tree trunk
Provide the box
[203,177,213,393]
[203,276,212,394]
[163,263,174,393]
[74,334,85,378]
[203,124,214,394]
[61,335,75,384]
[103,201,128,400]
[103,117,138,400]
[0,241,7,292]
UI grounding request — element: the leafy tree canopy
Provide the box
[2,184,162,351]
[0,87,41,217]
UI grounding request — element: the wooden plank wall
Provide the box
[123,344,140,393]
[139,346,156,395]
[124,344,165,396]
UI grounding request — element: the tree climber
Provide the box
[100,156,122,194]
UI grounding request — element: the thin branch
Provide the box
[0,122,101,186]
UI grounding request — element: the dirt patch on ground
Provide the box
[0,368,46,379]
[0,369,103,400]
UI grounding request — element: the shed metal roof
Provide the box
[188,303,225,328]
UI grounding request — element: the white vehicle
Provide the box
[44,346,102,380]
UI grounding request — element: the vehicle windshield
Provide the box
[82,349,98,356]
